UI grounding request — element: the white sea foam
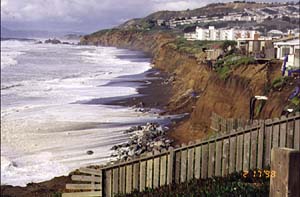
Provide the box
[1,40,167,186]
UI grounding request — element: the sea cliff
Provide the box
[80,29,296,144]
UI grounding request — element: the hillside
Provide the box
[118,2,299,32]
[80,28,298,144]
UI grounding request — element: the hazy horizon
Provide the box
[1,0,298,34]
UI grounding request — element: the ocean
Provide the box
[1,39,168,186]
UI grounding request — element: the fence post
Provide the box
[270,148,300,197]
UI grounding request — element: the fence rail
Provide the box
[64,113,300,197]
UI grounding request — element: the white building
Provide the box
[273,38,300,70]
[194,26,258,41]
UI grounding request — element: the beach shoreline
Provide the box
[0,65,179,197]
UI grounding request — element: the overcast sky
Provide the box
[1,0,295,33]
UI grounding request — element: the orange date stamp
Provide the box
[243,169,276,178]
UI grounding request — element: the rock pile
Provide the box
[110,123,173,161]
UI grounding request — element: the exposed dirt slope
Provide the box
[80,29,298,144]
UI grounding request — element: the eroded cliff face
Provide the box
[80,30,296,144]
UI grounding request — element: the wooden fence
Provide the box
[64,113,300,197]
[62,167,102,197]
[210,112,253,133]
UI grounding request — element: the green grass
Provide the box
[115,170,270,197]
[271,76,288,89]
[168,37,225,55]
[213,54,256,80]
[216,66,231,80]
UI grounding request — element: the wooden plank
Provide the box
[250,129,258,169]
[180,149,188,183]
[201,144,208,179]
[287,118,294,148]
[194,146,201,179]
[243,132,250,171]
[229,135,237,174]
[264,120,272,167]
[215,140,222,177]
[112,168,119,195]
[153,157,160,188]
[105,170,112,197]
[62,191,101,197]
[139,161,146,192]
[71,175,101,183]
[79,167,102,176]
[160,155,167,186]
[132,162,139,191]
[272,119,280,148]
[146,158,153,189]
[119,166,126,194]
[294,117,300,150]
[125,165,132,194]
[257,121,265,169]
[208,142,216,177]
[66,184,102,190]
[236,134,243,172]
[167,149,174,185]
[280,116,287,147]
[187,147,195,181]
[174,151,181,184]
[222,139,229,176]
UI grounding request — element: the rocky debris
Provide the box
[35,41,43,44]
[86,150,94,155]
[163,75,176,84]
[44,39,61,44]
[110,122,173,161]
[62,41,71,45]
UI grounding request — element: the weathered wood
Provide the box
[250,129,258,169]
[287,119,294,148]
[112,168,119,195]
[125,165,132,194]
[201,144,208,179]
[146,158,153,189]
[160,155,167,186]
[105,170,112,197]
[215,140,222,176]
[153,157,160,188]
[79,167,102,176]
[194,146,201,179]
[119,166,126,194]
[257,121,265,169]
[71,175,101,182]
[229,136,237,174]
[180,149,188,183]
[236,134,243,171]
[66,184,102,190]
[208,142,216,177]
[187,147,195,181]
[174,151,181,184]
[132,163,139,191]
[222,138,229,176]
[62,191,101,197]
[139,161,146,192]
[264,121,272,167]
[272,119,280,148]
[167,150,174,185]
[280,116,287,147]
[243,132,250,170]
[270,148,300,197]
[294,118,300,150]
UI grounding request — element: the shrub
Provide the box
[216,66,231,80]
[271,77,288,89]
[115,170,270,197]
